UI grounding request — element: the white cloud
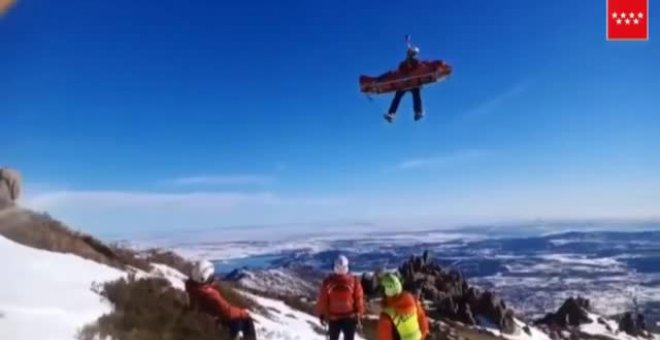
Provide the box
[16,171,660,241]
[463,81,530,120]
[395,149,488,170]
[168,175,272,186]
[20,188,350,238]
[25,190,277,210]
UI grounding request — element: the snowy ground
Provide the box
[230,268,319,297]
[0,233,354,340]
[579,313,660,340]
[462,316,551,340]
[0,235,125,340]
[5,228,658,340]
[132,255,355,339]
[243,291,367,340]
[163,230,485,261]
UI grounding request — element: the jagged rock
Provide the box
[535,296,592,327]
[636,313,647,330]
[620,313,636,335]
[360,272,380,298]
[457,302,475,325]
[466,287,479,306]
[0,167,21,210]
[501,309,516,334]
[371,251,518,334]
[224,268,249,281]
[422,250,430,266]
[619,312,648,336]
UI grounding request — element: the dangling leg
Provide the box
[385,90,406,122]
[411,87,424,121]
[241,318,257,340]
[226,319,242,339]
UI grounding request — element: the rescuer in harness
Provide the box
[383,45,424,123]
[377,273,429,340]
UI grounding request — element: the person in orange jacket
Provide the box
[377,273,429,340]
[185,259,257,340]
[316,255,365,340]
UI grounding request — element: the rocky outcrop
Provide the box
[0,167,21,210]
[361,271,381,297]
[535,296,593,327]
[225,266,320,299]
[365,251,518,334]
[619,312,648,337]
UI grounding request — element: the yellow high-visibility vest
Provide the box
[382,307,422,340]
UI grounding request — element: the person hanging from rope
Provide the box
[359,34,452,123]
[383,37,424,123]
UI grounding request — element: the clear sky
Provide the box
[3,0,659,239]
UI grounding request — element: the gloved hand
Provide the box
[319,316,327,326]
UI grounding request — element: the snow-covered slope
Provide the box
[146,263,188,291]
[0,233,355,340]
[244,291,367,340]
[580,313,660,340]
[8,227,656,340]
[163,267,358,339]
[227,268,319,298]
[0,235,125,340]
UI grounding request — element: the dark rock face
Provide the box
[361,272,381,297]
[366,251,518,334]
[619,312,648,336]
[535,296,592,327]
[224,268,249,281]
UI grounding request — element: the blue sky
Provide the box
[3,0,659,239]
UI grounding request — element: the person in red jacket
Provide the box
[316,255,365,340]
[384,45,424,123]
[185,259,257,340]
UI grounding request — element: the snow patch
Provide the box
[241,291,366,340]
[575,312,660,340]
[235,269,317,297]
[0,235,125,340]
[148,263,187,291]
[539,254,624,268]
[169,231,482,261]
[477,318,551,340]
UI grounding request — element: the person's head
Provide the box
[406,46,420,60]
[333,254,349,275]
[190,259,215,284]
[380,272,403,298]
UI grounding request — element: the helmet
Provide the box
[333,255,349,275]
[191,259,215,283]
[407,46,420,58]
[380,273,402,297]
